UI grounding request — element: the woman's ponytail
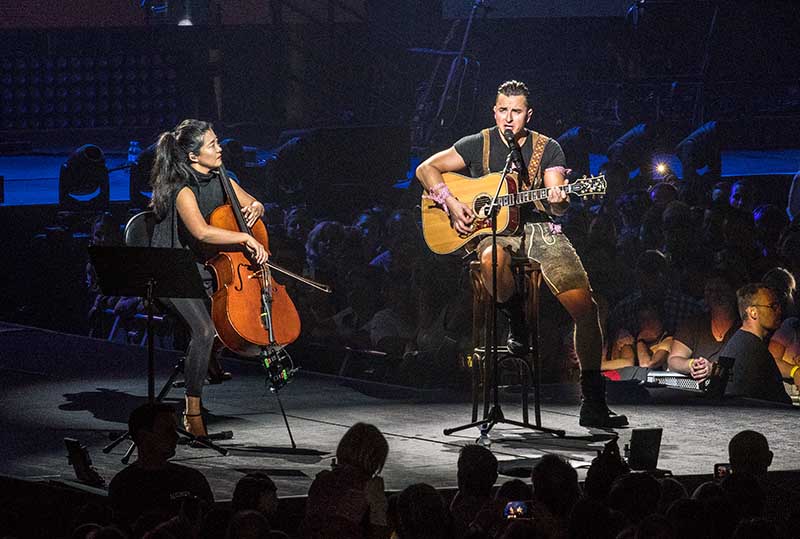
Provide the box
[149,119,212,219]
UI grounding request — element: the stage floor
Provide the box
[1,322,798,501]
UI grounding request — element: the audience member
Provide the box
[467,479,533,539]
[729,430,800,536]
[284,205,313,245]
[584,438,630,503]
[729,178,756,213]
[369,209,422,275]
[530,453,581,531]
[710,181,732,208]
[690,481,723,501]
[366,276,417,357]
[86,212,142,340]
[299,422,389,539]
[232,473,278,525]
[630,303,672,369]
[607,472,661,525]
[394,483,450,539]
[788,171,800,222]
[568,498,616,539]
[731,518,780,539]
[664,498,706,539]
[721,284,791,403]
[108,403,213,529]
[716,208,759,284]
[450,444,498,538]
[752,204,789,276]
[648,181,678,210]
[656,477,687,515]
[660,200,709,298]
[720,472,764,521]
[607,250,702,345]
[352,208,386,263]
[226,510,271,539]
[668,272,740,380]
[634,513,676,539]
[768,315,800,399]
[763,266,797,317]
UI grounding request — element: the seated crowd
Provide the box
[34,407,800,538]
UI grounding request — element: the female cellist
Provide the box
[150,119,269,438]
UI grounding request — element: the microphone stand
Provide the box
[444,137,564,440]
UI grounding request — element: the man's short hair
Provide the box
[736,282,767,320]
[128,402,176,441]
[729,430,772,475]
[496,80,530,108]
[457,444,498,496]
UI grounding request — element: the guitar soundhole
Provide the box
[474,195,492,219]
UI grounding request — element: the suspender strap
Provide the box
[481,128,491,176]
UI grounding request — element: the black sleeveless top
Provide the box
[152,169,227,264]
[178,170,226,261]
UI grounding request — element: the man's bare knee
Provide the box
[479,246,515,301]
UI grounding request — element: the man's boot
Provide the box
[497,293,529,356]
[579,370,629,428]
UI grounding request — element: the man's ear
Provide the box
[526,108,533,123]
[767,450,774,468]
[188,152,198,163]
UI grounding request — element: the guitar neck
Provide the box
[496,184,574,208]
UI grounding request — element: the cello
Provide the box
[207,165,330,385]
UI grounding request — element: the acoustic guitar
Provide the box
[421,172,606,254]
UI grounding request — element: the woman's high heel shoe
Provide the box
[183,412,208,439]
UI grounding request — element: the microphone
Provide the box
[503,129,524,169]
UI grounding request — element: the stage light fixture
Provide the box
[128,143,156,210]
[58,144,110,211]
[675,120,720,205]
[606,123,654,174]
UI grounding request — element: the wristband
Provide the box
[423,183,453,215]
[791,365,799,378]
[688,359,695,369]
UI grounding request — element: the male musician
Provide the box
[416,80,628,428]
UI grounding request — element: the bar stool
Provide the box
[468,258,545,426]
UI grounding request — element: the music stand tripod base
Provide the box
[89,246,230,460]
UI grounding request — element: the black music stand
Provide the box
[88,246,228,458]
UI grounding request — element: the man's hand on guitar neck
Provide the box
[544,166,570,216]
[446,197,475,235]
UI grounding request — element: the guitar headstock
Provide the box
[571,174,607,198]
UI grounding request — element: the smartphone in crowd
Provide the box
[503,501,530,519]
[713,462,732,481]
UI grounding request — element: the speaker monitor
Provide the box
[628,427,663,471]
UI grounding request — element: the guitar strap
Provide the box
[527,131,550,213]
[480,128,550,212]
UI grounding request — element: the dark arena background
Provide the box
[1,1,800,538]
